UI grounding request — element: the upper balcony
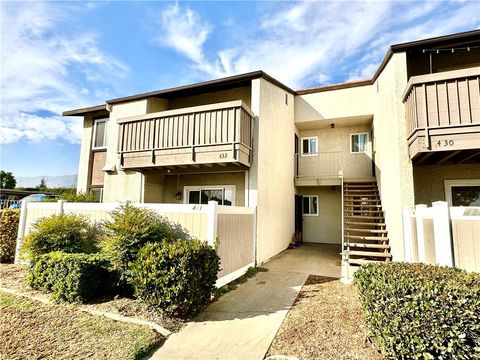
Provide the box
[117,101,254,171]
[403,68,480,163]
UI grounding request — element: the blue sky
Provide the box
[1,1,479,178]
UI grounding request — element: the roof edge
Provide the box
[297,79,373,95]
[62,104,107,116]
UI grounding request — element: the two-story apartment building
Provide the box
[64,30,480,267]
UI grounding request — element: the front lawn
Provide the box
[0,291,163,360]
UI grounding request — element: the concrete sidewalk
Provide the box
[150,243,341,360]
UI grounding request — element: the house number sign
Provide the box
[219,153,228,159]
[436,139,455,147]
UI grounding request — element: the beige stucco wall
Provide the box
[298,186,341,244]
[169,86,251,110]
[295,84,375,123]
[102,100,149,202]
[413,164,480,205]
[252,78,296,263]
[160,172,246,206]
[373,52,415,261]
[76,114,94,194]
[298,125,373,179]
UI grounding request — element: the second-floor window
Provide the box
[301,137,318,156]
[93,118,108,149]
[350,133,369,153]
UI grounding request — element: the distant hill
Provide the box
[16,175,77,188]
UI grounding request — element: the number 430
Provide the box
[437,139,454,147]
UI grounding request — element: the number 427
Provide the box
[437,139,454,147]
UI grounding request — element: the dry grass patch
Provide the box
[266,275,384,360]
[0,292,163,360]
[0,264,182,332]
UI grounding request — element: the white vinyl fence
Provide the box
[15,200,256,288]
[403,201,480,272]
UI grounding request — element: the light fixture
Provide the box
[175,191,183,201]
[436,49,440,54]
[330,123,335,129]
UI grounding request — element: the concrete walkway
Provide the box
[150,243,341,360]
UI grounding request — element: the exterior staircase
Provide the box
[343,181,391,266]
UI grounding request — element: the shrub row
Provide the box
[28,252,115,303]
[130,240,220,317]
[354,262,480,359]
[0,209,20,263]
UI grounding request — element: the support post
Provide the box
[252,206,257,267]
[207,200,218,247]
[14,200,28,264]
[415,204,428,262]
[402,207,414,262]
[432,201,453,266]
[56,199,65,215]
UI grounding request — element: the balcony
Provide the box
[295,152,343,185]
[117,101,254,170]
[403,68,480,163]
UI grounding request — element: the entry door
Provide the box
[295,195,303,233]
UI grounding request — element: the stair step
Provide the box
[345,221,386,226]
[345,235,389,241]
[345,210,384,214]
[344,189,379,193]
[345,215,385,220]
[345,204,383,208]
[344,183,377,187]
[345,228,388,234]
[345,194,381,198]
[346,243,390,249]
[349,250,392,258]
[344,199,381,203]
[348,258,386,266]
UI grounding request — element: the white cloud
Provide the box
[0,2,128,144]
[152,1,480,88]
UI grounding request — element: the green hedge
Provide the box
[28,252,115,303]
[22,214,100,259]
[102,203,190,280]
[129,240,220,317]
[354,262,480,359]
[0,209,20,263]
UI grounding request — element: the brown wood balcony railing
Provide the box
[117,101,254,169]
[402,68,480,160]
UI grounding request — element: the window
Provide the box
[184,186,235,206]
[92,118,108,149]
[301,137,318,156]
[444,180,480,206]
[302,195,318,216]
[350,133,369,153]
[90,188,103,202]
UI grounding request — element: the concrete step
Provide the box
[346,228,388,234]
[345,221,386,226]
[345,215,385,220]
[345,204,383,208]
[349,250,392,258]
[348,258,387,266]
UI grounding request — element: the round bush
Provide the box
[354,262,480,359]
[22,214,100,259]
[102,203,190,277]
[0,209,20,263]
[129,240,220,317]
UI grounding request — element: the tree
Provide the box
[37,177,47,190]
[0,171,16,189]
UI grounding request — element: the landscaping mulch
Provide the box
[266,275,385,360]
[0,292,163,360]
[0,264,183,332]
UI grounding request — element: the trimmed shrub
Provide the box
[43,191,99,203]
[102,203,190,278]
[0,209,20,263]
[28,252,115,302]
[354,262,480,359]
[22,214,101,259]
[129,240,220,317]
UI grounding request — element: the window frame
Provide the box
[92,118,108,150]
[350,132,370,154]
[90,187,104,202]
[444,179,480,206]
[302,195,319,216]
[183,185,236,206]
[300,136,318,157]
